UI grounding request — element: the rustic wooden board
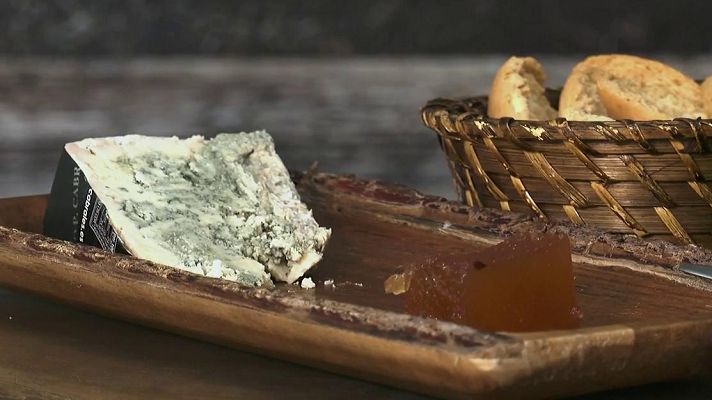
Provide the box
[1,173,712,399]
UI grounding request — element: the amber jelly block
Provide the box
[404,233,580,332]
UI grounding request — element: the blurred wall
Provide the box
[2,1,712,198]
[1,0,711,56]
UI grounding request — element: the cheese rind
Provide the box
[65,131,330,287]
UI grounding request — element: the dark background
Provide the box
[1,0,711,56]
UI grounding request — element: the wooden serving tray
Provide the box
[1,172,712,399]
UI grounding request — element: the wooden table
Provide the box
[0,286,710,400]
[2,57,712,399]
[0,288,430,399]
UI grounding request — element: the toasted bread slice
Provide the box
[561,54,704,120]
[559,55,615,121]
[488,56,557,120]
[701,75,712,117]
[596,56,704,120]
[562,110,613,122]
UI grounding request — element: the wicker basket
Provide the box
[421,90,712,245]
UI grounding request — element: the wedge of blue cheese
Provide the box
[64,131,330,287]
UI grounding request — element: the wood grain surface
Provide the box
[1,174,712,399]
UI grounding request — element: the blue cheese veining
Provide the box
[64,132,331,287]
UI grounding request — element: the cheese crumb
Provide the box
[323,279,334,286]
[300,277,316,289]
[206,259,222,278]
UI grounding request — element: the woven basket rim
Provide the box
[421,91,712,143]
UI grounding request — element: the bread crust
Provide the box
[488,56,557,120]
[562,54,703,120]
[559,55,615,120]
[562,110,613,122]
[701,75,712,118]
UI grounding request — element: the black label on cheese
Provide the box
[43,149,129,255]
